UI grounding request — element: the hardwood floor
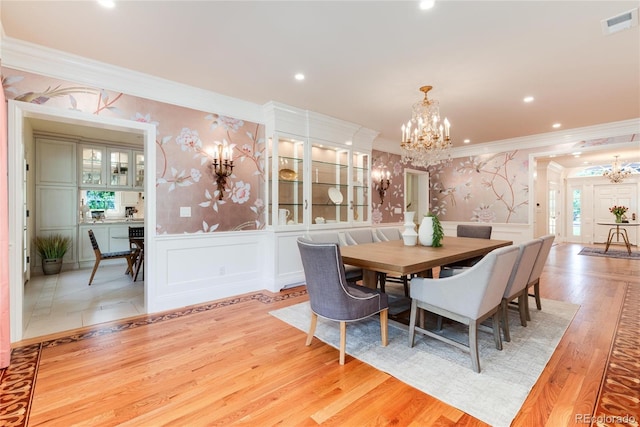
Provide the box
[2,243,639,426]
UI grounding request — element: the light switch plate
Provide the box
[180,206,191,217]
[394,207,402,214]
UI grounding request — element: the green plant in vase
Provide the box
[429,212,444,247]
[34,234,72,275]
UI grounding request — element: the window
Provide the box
[85,190,116,210]
[572,189,581,236]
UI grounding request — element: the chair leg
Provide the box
[534,280,542,310]
[380,309,388,346]
[88,259,100,286]
[469,320,480,373]
[518,294,527,327]
[408,299,418,347]
[525,288,532,321]
[339,321,347,365]
[306,312,318,346]
[492,312,503,351]
[402,275,409,297]
[501,299,511,343]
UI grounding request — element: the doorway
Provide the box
[8,101,156,342]
[404,169,430,221]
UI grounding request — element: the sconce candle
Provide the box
[373,169,391,205]
[211,142,234,200]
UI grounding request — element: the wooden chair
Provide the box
[128,226,144,281]
[87,229,136,286]
[297,237,389,365]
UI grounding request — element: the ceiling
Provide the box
[2,0,639,168]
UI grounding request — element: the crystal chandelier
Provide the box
[603,155,631,183]
[400,85,451,168]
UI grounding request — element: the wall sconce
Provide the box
[372,169,391,205]
[211,143,234,200]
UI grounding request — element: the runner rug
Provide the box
[578,247,640,260]
[271,298,578,427]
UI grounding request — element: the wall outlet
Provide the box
[179,206,191,217]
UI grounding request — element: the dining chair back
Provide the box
[297,237,389,364]
[525,234,555,319]
[128,226,144,281]
[500,238,543,341]
[344,229,376,245]
[375,227,402,242]
[87,229,136,286]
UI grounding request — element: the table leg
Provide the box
[362,269,378,289]
[620,228,632,255]
[604,228,615,253]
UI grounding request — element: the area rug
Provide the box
[578,247,640,260]
[270,298,578,427]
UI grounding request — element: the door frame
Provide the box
[404,168,430,219]
[8,101,156,342]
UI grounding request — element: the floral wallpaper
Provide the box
[2,68,266,234]
[430,151,529,223]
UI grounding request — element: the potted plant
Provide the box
[34,234,72,275]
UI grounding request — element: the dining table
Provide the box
[340,236,513,288]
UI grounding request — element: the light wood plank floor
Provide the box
[4,243,640,426]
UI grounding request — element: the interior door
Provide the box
[594,184,637,245]
[548,183,560,237]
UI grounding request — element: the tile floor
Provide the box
[23,264,144,339]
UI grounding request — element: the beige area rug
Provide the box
[270,298,578,427]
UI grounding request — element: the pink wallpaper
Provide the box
[2,68,266,234]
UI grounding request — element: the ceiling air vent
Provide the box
[601,8,639,35]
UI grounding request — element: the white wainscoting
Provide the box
[273,231,306,290]
[149,231,271,312]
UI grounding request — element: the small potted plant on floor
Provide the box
[34,234,72,275]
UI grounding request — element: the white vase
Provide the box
[419,216,434,246]
[402,211,418,246]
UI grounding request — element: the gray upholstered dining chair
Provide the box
[525,234,555,320]
[374,227,409,296]
[408,245,519,373]
[500,238,543,342]
[439,224,493,277]
[344,228,376,246]
[308,232,362,284]
[297,237,389,365]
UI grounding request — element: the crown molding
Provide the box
[1,37,264,124]
[450,118,640,158]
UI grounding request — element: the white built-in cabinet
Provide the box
[35,138,78,267]
[79,144,144,190]
[263,102,379,289]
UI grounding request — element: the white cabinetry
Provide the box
[79,144,144,190]
[263,102,379,289]
[35,138,78,268]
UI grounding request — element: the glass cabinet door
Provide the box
[109,149,130,187]
[80,146,105,186]
[351,151,370,223]
[272,136,305,226]
[134,151,144,188]
[311,143,348,224]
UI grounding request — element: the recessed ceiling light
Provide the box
[463,139,471,144]
[572,151,581,157]
[419,0,435,10]
[345,141,352,146]
[294,73,305,81]
[523,96,534,103]
[97,0,115,8]
[552,123,562,128]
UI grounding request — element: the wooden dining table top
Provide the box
[339,236,513,276]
